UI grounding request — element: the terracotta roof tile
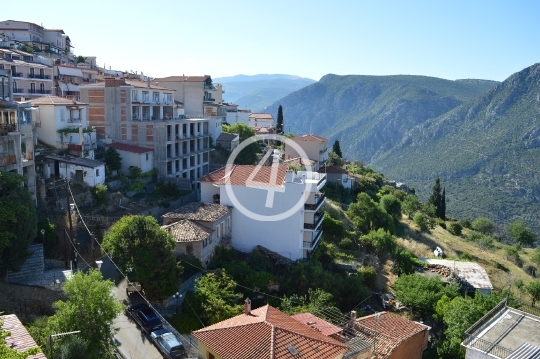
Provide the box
[292,134,328,142]
[198,165,287,188]
[1,314,47,359]
[318,166,347,174]
[106,142,153,154]
[162,219,212,242]
[162,202,231,222]
[193,305,347,359]
[29,96,87,106]
[354,312,429,358]
[291,313,343,336]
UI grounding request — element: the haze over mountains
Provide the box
[214,74,315,112]
[261,64,540,235]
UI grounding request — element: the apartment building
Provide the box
[0,48,53,101]
[284,134,328,171]
[0,20,71,55]
[199,165,326,260]
[0,99,37,202]
[54,64,98,99]
[29,96,96,158]
[248,113,274,128]
[80,77,212,180]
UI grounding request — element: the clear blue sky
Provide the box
[3,0,539,81]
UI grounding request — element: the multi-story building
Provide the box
[80,77,212,180]
[0,99,37,202]
[54,64,98,99]
[284,134,328,171]
[224,103,250,125]
[0,48,53,101]
[199,165,326,260]
[248,113,274,128]
[0,20,71,55]
[29,96,96,158]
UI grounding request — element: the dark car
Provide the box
[128,303,163,334]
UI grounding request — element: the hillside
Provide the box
[264,74,498,161]
[371,63,540,234]
[214,74,315,112]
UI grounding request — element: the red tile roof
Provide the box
[291,313,343,336]
[153,75,209,82]
[198,165,287,188]
[1,314,47,359]
[193,305,347,359]
[106,142,153,154]
[292,134,328,142]
[318,166,347,174]
[355,312,429,358]
[162,219,212,242]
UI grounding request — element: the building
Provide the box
[0,99,37,202]
[462,300,540,358]
[0,48,53,101]
[215,132,239,151]
[283,157,317,171]
[105,142,153,176]
[80,77,212,180]
[0,20,71,55]
[248,113,274,128]
[54,64,98,99]
[161,202,231,266]
[193,302,349,359]
[199,165,326,260]
[284,134,328,171]
[43,155,105,187]
[30,96,96,157]
[319,166,355,189]
[354,312,430,359]
[1,314,47,359]
[224,103,250,125]
[419,258,493,295]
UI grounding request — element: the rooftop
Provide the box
[198,165,287,188]
[463,301,540,358]
[193,305,347,359]
[291,313,343,336]
[1,314,47,359]
[162,219,212,242]
[45,155,105,169]
[355,312,429,358]
[283,157,317,167]
[162,202,231,222]
[249,113,274,121]
[291,134,328,143]
[216,132,239,142]
[106,142,153,154]
[28,96,87,106]
[319,165,347,174]
[80,78,176,91]
[419,258,493,290]
[153,75,209,82]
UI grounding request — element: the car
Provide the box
[128,303,163,334]
[150,329,185,359]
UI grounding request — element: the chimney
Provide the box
[244,298,251,315]
[349,310,357,328]
[285,170,294,183]
[147,77,150,88]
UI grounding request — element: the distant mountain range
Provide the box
[264,65,540,234]
[214,74,315,112]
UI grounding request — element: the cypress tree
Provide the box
[429,177,445,219]
[441,187,446,220]
[332,139,343,158]
[276,105,284,134]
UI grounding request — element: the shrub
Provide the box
[128,180,144,192]
[339,238,354,250]
[392,248,425,275]
[476,234,494,250]
[458,218,471,229]
[414,213,428,231]
[358,266,377,287]
[459,252,473,261]
[436,218,446,229]
[504,245,523,267]
[322,213,344,238]
[359,229,396,254]
[471,217,495,235]
[379,194,402,220]
[91,183,108,206]
[448,222,463,236]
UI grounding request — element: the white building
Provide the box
[105,142,153,176]
[248,113,274,128]
[44,155,105,187]
[285,134,328,171]
[199,165,326,260]
[30,96,96,158]
[224,103,250,125]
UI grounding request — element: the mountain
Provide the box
[264,74,498,161]
[214,74,316,112]
[371,63,540,234]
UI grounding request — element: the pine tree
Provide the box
[428,177,445,219]
[276,105,284,134]
[441,187,446,220]
[332,139,343,158]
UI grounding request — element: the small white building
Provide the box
[199,165,326,260]
[105,142,154,176]
[30,96,96,158]
[225,103,250,125]
[285,134,328,171]
[248,113,274,128]
[318,166,355,189]
[44,155,105,187]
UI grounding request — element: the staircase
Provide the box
[7,244,44,284]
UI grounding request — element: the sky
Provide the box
[2,0,539,82]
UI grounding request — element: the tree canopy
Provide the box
[104,146,122,173]
[332,139,342,158]
[276,105,284,134]
[428,177,445,219]
[47,270,123,359]
[509,220,537,246]
[222,122,259,165]
[379,194,402,220]
[102,215,182,299]
[347,193,394,234]
[0,171,37,272]
[471,217,495,235]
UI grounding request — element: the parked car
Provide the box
[127,303,163,334]
[150,329,185,359]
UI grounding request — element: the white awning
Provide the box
[58,82,69,91]
[57,66,83,77]
[66,84,80,92]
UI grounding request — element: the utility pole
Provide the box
[65,179,74,265]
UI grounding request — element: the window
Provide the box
[142,91,149,103]
[164,93,172,104]
[132,106,139,120]
[29,68,35,77]
[186,244,193,255]
[96,168,99,176]
[30,83,36,93]
[12,81,17,93]
[131,90,138,102]
[39,68,44,78]
[227,217,231,229]
[216,225,220,239]
[146,153,149,161]
[153,92,159,103]
[209,353,215,359]
[39,83,44,93]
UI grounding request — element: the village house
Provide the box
[215,132,239,151]
[248,113,274,128]
[105,142,153,176]
[284,134,328,171]
[1,314,47,359]
[199,165,326,260]
[319,165,355,189]
[43,154,105,187]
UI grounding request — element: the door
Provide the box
[54,160,60,177]
[76,170,83,183]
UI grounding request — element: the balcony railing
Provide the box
[303,230,323,250]
[29,89,52,94]
[13,89,25,93]
[305,192,325,211]
[0,155,17,166]
[0,124,17,134]
[12,72,23,77]
[28,74,52,79]
[304,212,324,230]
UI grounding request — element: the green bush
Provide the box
[358,266,377,287]
[414,213,429,231]
[471,217,495,234]
[359,228,396,254]
[459,252,473,261]
[322,213,344,238]
[338,238,354,250]
[436,218,446,229]
[504,245,523,267]
[128,180,144,192]
[91,183,108,206]
[448,222,463,236]
[459,218,471,228]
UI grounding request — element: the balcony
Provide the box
[12,72,23,77]
[304,212,324,230]
[29,89,52,94]
[0,155,17,166]
[0,123,17,135]
[67,118,82,123]
[305,192,325,211]
[28,74,52,79]
[303,230,323,250]
[203,96,215,102]
[13,89,25,93]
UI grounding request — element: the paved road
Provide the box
[100,256,163,359]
